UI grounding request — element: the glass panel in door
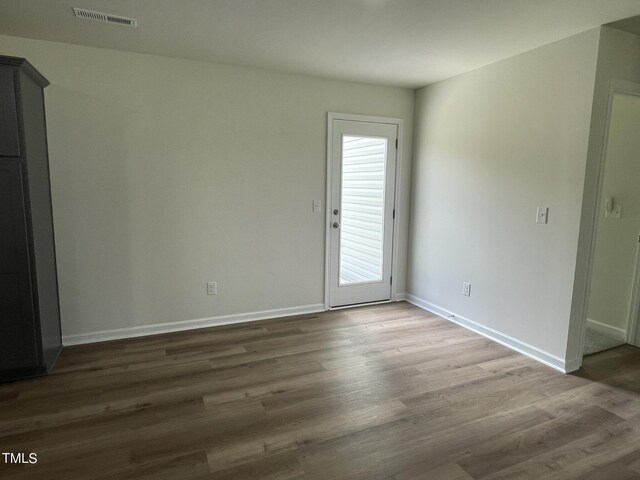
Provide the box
[339,135,387,285]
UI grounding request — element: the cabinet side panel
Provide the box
[19,71,61,369]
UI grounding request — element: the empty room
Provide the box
[2,1,640,478]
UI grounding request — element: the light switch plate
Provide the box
[313,200,322,213]
[605,204,622,219]
[536,207,548,224]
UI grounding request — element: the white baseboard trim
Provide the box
[405,294,569,373]
[62,303,326,346]
[395,292,407,301]
[586,318,627,342]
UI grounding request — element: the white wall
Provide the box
[587,93,640,334]
[407,29,601,369]
[0,35,414,339]
[567,27,640,362]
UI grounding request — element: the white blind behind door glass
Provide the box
[339,135,387,285]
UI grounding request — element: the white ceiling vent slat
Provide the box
[72,8,137,28]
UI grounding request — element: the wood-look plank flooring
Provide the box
[1,302,640,479]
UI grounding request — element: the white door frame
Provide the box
[577,79,640,358]
[324,112,403,310]
[627,241,640,345]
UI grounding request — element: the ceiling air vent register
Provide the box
[72,8,137,27]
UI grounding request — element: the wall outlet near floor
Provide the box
[207,281,217,295]
[462,282,471,297]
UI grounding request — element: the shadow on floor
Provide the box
[575,344,640,394]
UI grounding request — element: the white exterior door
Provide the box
[328,118,397,308]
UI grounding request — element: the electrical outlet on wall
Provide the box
[462,282,471,297]
[207,281,217,295]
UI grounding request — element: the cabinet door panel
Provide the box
[0,68,20,157]
[0,160,38,370]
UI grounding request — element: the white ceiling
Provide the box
[1,0,640,88]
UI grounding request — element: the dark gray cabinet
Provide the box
[0,55,62,382]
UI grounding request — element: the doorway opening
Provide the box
[582,86,640,357]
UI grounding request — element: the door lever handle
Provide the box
[332,222,340,229]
